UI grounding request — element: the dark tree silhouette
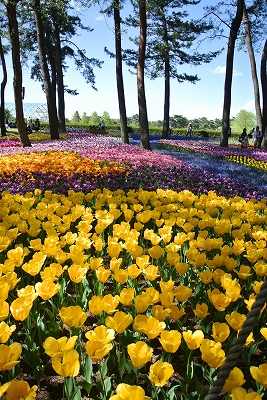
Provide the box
[220,0,244,147]
[6,0,31,147]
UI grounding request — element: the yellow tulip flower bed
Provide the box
[0,188,267,399]
[225,155,267,172]
[0,151,128,177]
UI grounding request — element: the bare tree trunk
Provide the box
[52,14,66,133]
[162,56,170,139]
[137,0,151,150]
[260,38,267,150]
[34,0,59,140]
[114,0,129,144]
[6,0,31,147]
[0,36,7,137]
[243,4,262,130]
[162,9,170,140]
[220,0,244,147]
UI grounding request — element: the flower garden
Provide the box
[0,132,267,400]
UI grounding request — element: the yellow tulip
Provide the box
[127,341,153,367]
[96,266,111,282]
[127,264,142,279]
[225,311,246,331]
[109,383,151,400]
[52,349,80,377]
[151,305,170,322]
[250,364,267,389]
[119,288,135,306]
[234,265,252,280]
[0,236,11,252]
[59,306,87,328]
[136,255,150,270]
[108,239,123,258]
[182,330,204,350]
[85,325,115,343]
[174,285,192,302]
[4,380,38,400]
[7,247,24,267]
[21,252,46,276]
[260,327,267,340]
[102,294,120,314]
[143,265,160,281]
[148,245,164,260]
[0,322,16,343]
[149,360,174,387]
[85,341,113,362]
[133,315,166,339]
[223,367,245,392]
[198,270,213,284]
[88,295,104,315]
[134,294,151,313]
[68,264,88,283]
[193,303,210,319]
[0,342,22,371]
[200,339,226,368]
[160,280,175,294]
[174,261,188,275]
[10,298,32,321]
[230,387,262,400]
[0,282,9,301]
[35,279,60,300]
[211,322,230,343]
[89,257,103,271]
[159,292,175,308]
[0,381,11,397]
[145,288,160,304]
[159,330,182,353]
[169,305,186,321]
[212,269,225,284]
[113,268,129,284]
[207,288,231,311]
[105,311,133,334]
[43,336,78,357]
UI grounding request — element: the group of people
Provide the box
[239,126,263,149]
[26,117,40,134]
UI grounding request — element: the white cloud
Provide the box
[233,70,242,77]
[212,66,226,74]
[211,66,242,77]
[95,14,104,21]
[242,100,255,112]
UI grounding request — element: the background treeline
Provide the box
[67,108,257,134]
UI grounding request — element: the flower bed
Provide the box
[0,133,267,400]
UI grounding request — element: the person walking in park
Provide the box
[186,123,192,136]
[253,126,262,149]
[239,128,249,148]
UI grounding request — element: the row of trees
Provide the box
[69,110,224,130]
[0,0,266,149]
[70,109,256,133]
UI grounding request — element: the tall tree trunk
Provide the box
[162,56,170,139]
[137,0,150,150]
[260,38,267,150]
[114,0,129,144]
[34,0,59,140]
[220,0,244,147]
[52,15,66,133]
[243,4,262,130]
[162,8,170,140]
[6,0,31,147]
[0,36,7,137]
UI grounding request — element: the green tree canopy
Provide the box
[231,109,256,133]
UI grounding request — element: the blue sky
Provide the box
[3,0,264,121]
